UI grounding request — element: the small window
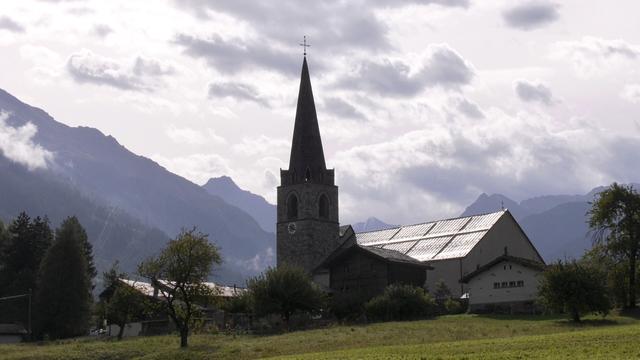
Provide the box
[305,167,311,182]
[501,281,508,288]
[493,282,500,289]
[509,281,516,287]
[287,194,298,219]
[517,280,524,287]
[319,194,329,219]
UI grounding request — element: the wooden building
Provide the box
[317,244,432,299]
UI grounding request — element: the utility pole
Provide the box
[28,288,32,341]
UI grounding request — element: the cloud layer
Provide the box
[514,80,556,105]
[503,1,560,30]
[0,112,53,170]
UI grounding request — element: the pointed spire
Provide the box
[288,57,327,180]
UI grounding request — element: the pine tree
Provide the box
[35,217,92,339]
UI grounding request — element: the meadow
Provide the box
[1,313,639,359]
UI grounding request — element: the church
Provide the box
[276,55,545,310]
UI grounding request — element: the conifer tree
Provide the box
[35,217,93,339]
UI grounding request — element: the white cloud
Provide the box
[0,112,53,170]
[621,84,640,104]
[514,79,557,105]
[232,135,289,156]
[165,125,227,145]
[551,37,640,77]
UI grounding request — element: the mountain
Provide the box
[202,176,276,233]
[461,193,530,221]
[351,217,396,233]
[0,88,274,284]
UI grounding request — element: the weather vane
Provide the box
[299,35,310,56]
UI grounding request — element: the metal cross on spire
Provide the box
[299,35,310,56]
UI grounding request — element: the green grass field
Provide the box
[1,313,639,359]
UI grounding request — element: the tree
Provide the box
[101,264,147,340]
[138,228,222,348]
[582,244,637,308]
[589,183,640,308]
[364,284,436,321]
[247,265,323,330]
[538,260,611,322]
[35,217,93,339]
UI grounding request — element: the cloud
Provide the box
[175,34,302,77]
[0,16,25,33]
[232,135,289,157]
[165,125,227,145]
[0,112,53,170]
[620,84,640,104]
[208,82,269,107]
[66,50,175,91]
[334,107,640,223]
[92,24,113,38]
[338,44,474,96]
[152,153,232,185]
[456,98,484,119]
[514,79,556,105]
[551,37,640,76]
[323,97,366,120]
[502,1,560,31]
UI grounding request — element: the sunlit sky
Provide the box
[1,0,640,224]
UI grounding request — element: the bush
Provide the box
[539,260,611,322]
[444,298,464,314]
[365,284,436,322]
[328,291,370,321]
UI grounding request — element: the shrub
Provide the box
[328,291,370,321]
[444,298,464,314]
[365,284,436,322]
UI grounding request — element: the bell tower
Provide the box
[277,56,340,274]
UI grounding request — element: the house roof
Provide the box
[321,243,433,269]
[118,279,246,298]
[459,255,546,283]
[354,210,507,262]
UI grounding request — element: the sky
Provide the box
[1,0,640,225]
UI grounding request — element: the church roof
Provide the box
[354,210,507,262]
[319,243,433,269]
[288,57,327,177]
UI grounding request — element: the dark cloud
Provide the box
[0,16,25,33]
[323,97,366,121]
[175,34,303,77]
[503,1,559,31]
[92,24,112,38]
[338,45,474,97]
[514,80,556,105]
[208,82,269,107]
[457,98,484,119]
[67,51,174,91]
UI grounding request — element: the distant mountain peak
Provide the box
[351,217,396,233]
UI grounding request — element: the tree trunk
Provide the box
[629,254,637,308]
[180,327,189,348]
[571,307,581,322]
[117,322,125,340]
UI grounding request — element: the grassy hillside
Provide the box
[1,314,638,359]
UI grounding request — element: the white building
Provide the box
[460,255,546,313]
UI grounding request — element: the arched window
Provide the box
[287,194,298,219]
[319,194,329,219]
[305,167,311,182]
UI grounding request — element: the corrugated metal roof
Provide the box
[382,240,418,254]
[432,231,486,260]
[355,227,401,245]
[354,210,506,261]
[406,236,453,261]
[391,222,435,239]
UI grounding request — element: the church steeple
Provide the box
[285,57,332,185]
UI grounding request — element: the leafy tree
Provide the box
[582,244,638,308]
[538,260,611,322]
[589,183,640,308]
[247,265,323,330]
[35,217,93,339]
[138,228,222,348]
[433,279,452,301]
[365,284,436,322]
[101,264,147,340]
